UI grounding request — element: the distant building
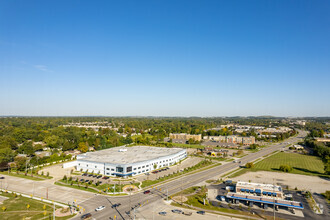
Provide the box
[315,138,330,143]
[292,145,304,150]
[35,151,51,157]
[169,133,202,142]
[203,135,255,145]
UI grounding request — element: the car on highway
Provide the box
[95,206,105,211]
[183,211,192,216]
[81,213,92,219]
[159,211,167,216]
[172,209,182,214]
[143,190,150,194]
[111,203,121,208]
[197,211,205,215]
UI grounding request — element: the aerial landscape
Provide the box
[0,1,329,220]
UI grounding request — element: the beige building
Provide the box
[203,135,255,145]
[169,133,202,142]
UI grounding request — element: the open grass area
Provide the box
[0,192,73,220]
[229,152,328,178]
[55,179,136,195]
[0,171,52,181]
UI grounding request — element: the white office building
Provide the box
[75,146,187,177]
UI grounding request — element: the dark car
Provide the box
[111,203,121,208]
[80,179,84,182]
[144,190,151,194]
[85,179,89,182]
[0,176,5,179]
[82,173,87,176]
[172,209,182,214]
[81,213,92,219]
[197,211,205,215]
[97,175,102,179]
[159,211,167,216]
[183,211,192,216]
[88,174,93,177]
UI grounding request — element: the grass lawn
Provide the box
[55,179,135,195]
[229,152,328,178]
[0,171,52,181]
[0,192,73,220]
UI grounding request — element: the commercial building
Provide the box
[225,181,303,210]
[203,135,255,145]
[169,133,202,142]
[74,146,187,177]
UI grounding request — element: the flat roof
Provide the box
[237,181,282,192]
[77,145,185,165]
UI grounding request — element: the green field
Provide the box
[230,152,327,178]
[0,192,73,220]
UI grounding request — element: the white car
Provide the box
[95,206,105,211]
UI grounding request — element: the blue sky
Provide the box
[1,0,329,117]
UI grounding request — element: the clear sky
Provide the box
[1,0,329,117]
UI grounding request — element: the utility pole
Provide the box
[53,202,55,220]
[273,178,275,220]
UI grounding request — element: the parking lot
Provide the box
[135,199,242,220]
[135,156,204,182]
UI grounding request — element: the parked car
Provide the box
[82,173,87,176]
[144,190,151,194]
[80,179,84,182]
[172,209,182,214]
[0,176,5,179]
[97,175,102,179]
[197,211,205,215]
[95,206,105,211]
[159,211,167,216]
[85,179,89,182]
[220,196,226,201]
[81,213,92,219]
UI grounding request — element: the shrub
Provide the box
[279,165,293,173]
[245,162,254,168]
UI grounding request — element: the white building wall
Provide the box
[76,149,187,177]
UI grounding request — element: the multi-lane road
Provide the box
[75,130,307,220]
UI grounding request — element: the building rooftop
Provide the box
[77,145,185,165]
[237,181,282,192]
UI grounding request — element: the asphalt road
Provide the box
[75,130,307,220]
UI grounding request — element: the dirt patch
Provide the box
[122,185,139,193]
[231,171,330,193]
[55,207,72,217]
[172,195,188,203]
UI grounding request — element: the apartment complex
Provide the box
[169,133,202,142]
[203,135,255,145]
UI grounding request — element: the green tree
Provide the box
[78,142,88,153]
[245,162,254,168]
[279,165,293,172]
